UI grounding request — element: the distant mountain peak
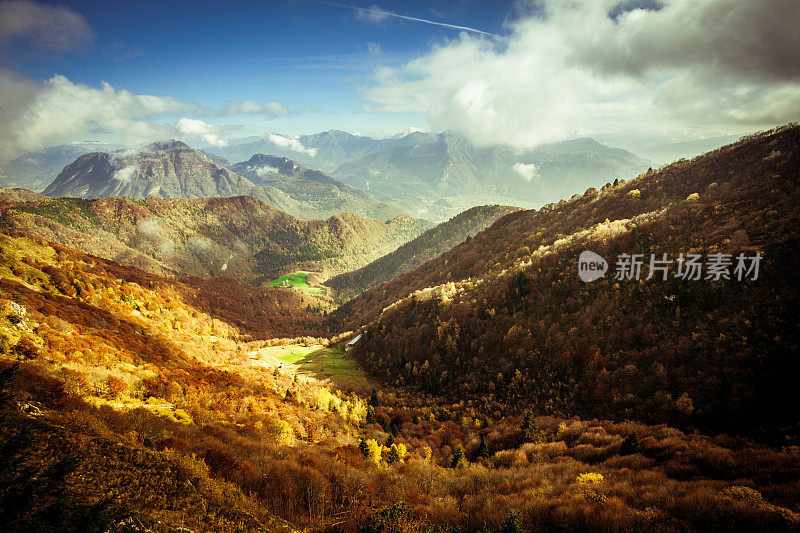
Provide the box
[43,141,252,200]
[146,139,192,152]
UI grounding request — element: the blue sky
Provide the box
[4,0,517,139]
[0,0,798,157]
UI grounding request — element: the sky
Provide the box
[0,0,798,159]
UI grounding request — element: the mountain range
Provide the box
[40,141,404,221]
[208,130,651,220]
[1,130,653,222]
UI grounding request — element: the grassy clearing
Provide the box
[295,346,371,391]
[278,351,310,364]
[266,272,325,296]
[253,344,371,392]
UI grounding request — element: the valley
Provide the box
[0,126,799,531]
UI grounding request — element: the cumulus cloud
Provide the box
[176,117,227,147]
[0,73,201,159]
[364,0,800,146]
[223,100,289,116]
[512,162,538,182]
[268,133,318,157]
[0,0,93,56]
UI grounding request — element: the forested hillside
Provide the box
[2,229,799,532]
[334,125,800,436]
[0,194,432,284]
[327,205,522,299]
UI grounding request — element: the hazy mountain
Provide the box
[0,193,432,283]
[40,140,406,221]
[210,130,388,172]
[230,154,405,221]
[214,131,649,221]
[197,149,232,167]
[0,142,115,192]
[637,134,744,164]
[332,125,800,434]
[326,204,522,299]
[332,132,651,220]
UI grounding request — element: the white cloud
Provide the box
[355,4,391,24]
[112,164,138,184]
[255,165,282,178]
[267,133,318,157]
[404,126,430,135]
[136,217,163,237]
[0,73,202,159]
[0,0,92,55]
[366,41,383,57]
[513,162,538,182]
[223,100,289,116]
[364,0,800,146]
[176,117,227,147]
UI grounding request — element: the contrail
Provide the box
[318,1,499,37]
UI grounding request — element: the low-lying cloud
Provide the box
[112,164,138,184]
[268,133,318,157]
[176,118,227,147]
[512,162,538,182]
[364,0,800,146]
[255,165,282,178]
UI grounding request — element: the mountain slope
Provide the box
[326,205,522,299]
[230,154,404,221]
[332,125,800,435]
[43,141,254,200]
[2,163,800,532]
[0,194,432,284]
[332,132,650,220]
[0,142,113,192]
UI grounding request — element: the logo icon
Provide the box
[578,250,608,282]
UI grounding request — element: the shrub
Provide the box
[575,472,604,484]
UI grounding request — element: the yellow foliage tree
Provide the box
[365,438,382,465]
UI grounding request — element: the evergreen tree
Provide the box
[521,410,545,443]
[620,430,641,455]
[478,435,491,459]
[500,510,526,533]
[451,445,465,468]
[366,405,376,424]
[387,443,401,464]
